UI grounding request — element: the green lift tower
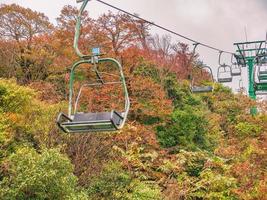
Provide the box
[234,40,267,114]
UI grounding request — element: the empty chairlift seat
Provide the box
[57,53,130,133]
[191,85,213,93]
[217,64,233,83]
[230,54,242,76]
[231,63,242,76]
[57,0,130,134]
[190,65,214,93]
[57,111,124,133]
[258,64,267,82]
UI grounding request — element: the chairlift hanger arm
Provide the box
[74,0,91,58]
[231,53,234,64]
[189,43,200,66]
[218,51,223,66]
[192,43,200,55]
[203,65,215,82]
[68,57,130,116]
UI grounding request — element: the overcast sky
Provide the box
[2,0,267,94]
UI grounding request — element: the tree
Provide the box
[128,16,151,50]
[0,4,53,83]
[97,11,138,56]
[0,4,52,47]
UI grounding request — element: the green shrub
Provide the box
[176,150,207,177]
[235,122,262,137]
[190,169,238,200]
[133,61,161,83]
[88,162,162,200]
[163,74,203,109]
[0,79,63,155]
[0,147,87,200]
[0,79,34,113]
[156,107,209,151]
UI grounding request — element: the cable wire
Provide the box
[95,0,234,54]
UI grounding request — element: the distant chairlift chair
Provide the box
[258,57,267,82]
[231,54,242,76]
[191,65,214,93]
[217,64,233,83]
[217,51,233,83]
[189,43,214,93]
[254,56,267,95]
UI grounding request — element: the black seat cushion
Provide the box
[192,86,213,93]
[73,112,113,122]
[218,77,232,83]
[72,111,123,126]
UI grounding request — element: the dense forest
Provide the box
[0,3,266,200]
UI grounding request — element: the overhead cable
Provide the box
[95,0,234,54]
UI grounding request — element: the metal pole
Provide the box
[247,57,257,115]
[247,58,256,99]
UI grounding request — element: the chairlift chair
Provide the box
[217,64,233,83]
[57,0,130,133]
[191,65,214,93]
[231,54,242,76]
[255,82,267,95]
[189,43,214,93]
[217,52,233,83]
[257,59,267,82]
[57,49,130,133]
[253,62,267,96]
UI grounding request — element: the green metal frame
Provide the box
[74,0,91,58]
[68,58,130,128]
[57,0,130,132]
[234,40,267,115]
[234,40,267,99]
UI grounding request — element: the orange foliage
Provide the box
[128,75,172,122]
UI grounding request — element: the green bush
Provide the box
[0,79,63,156]
[190,169,238,199]
[235,122,262,137]
[0,147,87,200]
[88,162,162,200]
[133,61,161,84]
[176,150,207,177]
[163,74,202,109]
[156,107,209,151]
[0,79,34,113]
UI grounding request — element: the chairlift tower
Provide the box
[234,40,267,98]
[234,40,267,114]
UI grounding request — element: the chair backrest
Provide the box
[217,64,232,82]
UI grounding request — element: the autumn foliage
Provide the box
[0,3,266,200]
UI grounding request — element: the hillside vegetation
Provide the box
[0,3,266,200]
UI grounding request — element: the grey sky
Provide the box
[1,0,267,94]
